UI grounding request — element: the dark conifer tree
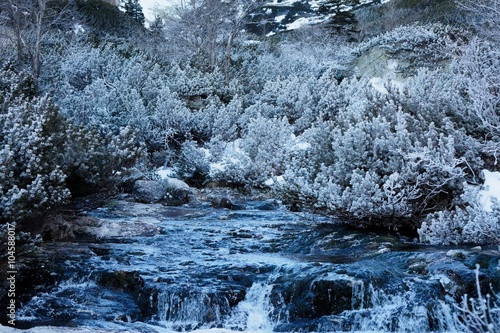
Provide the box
[122,0,145,25]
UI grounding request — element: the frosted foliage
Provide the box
[419,186,500,245]
[1,70,145,222]
[0,94,69,221]
[255,76,323,133]
[194,97,242,141]
[210,116,294,186]
[175,141,211,180]
[277,67,475,221]
[417,38,500,245]
[42,44,193,147]
[455,266,500,333]
[452,39,500,158]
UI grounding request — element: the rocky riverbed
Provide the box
[1,189,499,332]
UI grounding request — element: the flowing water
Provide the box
[10,196,499,332]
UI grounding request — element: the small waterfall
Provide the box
[317,282,460,333]
[154,283,278,332]
[355,285,433,332]
[351,280,366,310]
[224,283,276,332]
[156,289,231,330]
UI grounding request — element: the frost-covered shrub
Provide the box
[41,43,195,148]
[419,185,500,245]
[1,71,70,221]
[239,115,294,185]
[61,124,146,196]
[209,115,294,187]
[451,38,500,161]
[235,36,355,99]
[193,96,242,142]
[174,141,211,183]
[0,69,145,222]
[276,72,474,222]
[0,97,70,221]
[417,36,500,245]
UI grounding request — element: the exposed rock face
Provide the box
[132,178,191,205]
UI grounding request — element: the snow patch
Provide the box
[370,77,389,94]
[73,23,85,34]
[286,16,323,31]
[479,170,500,212]
[166,177,190,190]
[275,14,286,23]
[156,167,175,179]
[210,162,225,173]
[264,175,285,187]
[387,59,398,71]
[370,78,404,94]
[293,141,311,150]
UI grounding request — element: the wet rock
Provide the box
[133,180,168,203]
[133,178,191,205]
[97,270,144,292]
[75,217,161,239]
[88,245,111,256]
[446,249,467,260]
[408,260,429,275]
[256,200,280,210]
[230,203,246,210]
[212,197,234,209]
[42,215,75,241]
[162,178,191,206]
[311,277,362,315]
[408,257,429,275]
[429,263,476,298]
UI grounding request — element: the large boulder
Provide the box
[163,177,191,206]
[132,180,167,203]
[132,178,191,205]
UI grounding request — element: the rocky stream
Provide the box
[1,189,499,333]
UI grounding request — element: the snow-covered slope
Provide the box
[246,0,389,35]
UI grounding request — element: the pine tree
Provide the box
[122,0,145,25]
